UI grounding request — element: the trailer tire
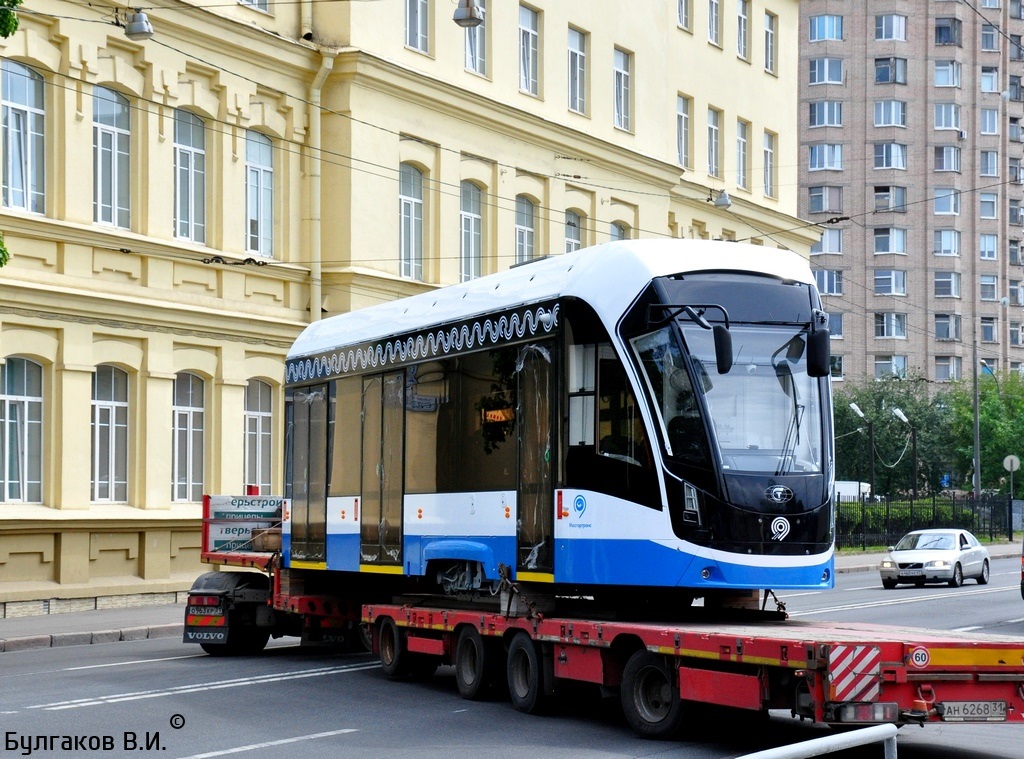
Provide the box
[199,625,269,657]
[378,617,410,679]
[455,626,501,700]
[506,633,550,714]
[620,651,685,740]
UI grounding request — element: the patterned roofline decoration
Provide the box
[286,302,561,384]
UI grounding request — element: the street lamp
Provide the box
[850,402,874,500]
[453,0,485,27]
[892,407,917,501]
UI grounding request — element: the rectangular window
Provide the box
[980,192,998,218]
[810,15,843,42]
[1,61,45,214]
[934,145,961,172]
[736,119,749,189]
[873,143,907,170]
[934,229,961,256]
[1013,280,1024,305]
[568,27,586,114]
[737,0,749,58]
[982,24,999,51]
[173,110,206,244]
[875,355,908,379]
[981,275,998,301]
[875,58,907,84]
[1011,239,1021,264]
[982,67,999,92]
[934,103,961,130]
[764,13,777,73]
[875,313,908,338]
[980,150,998,177]
[809,185,842,213]
[810,101,843,127]
[935,356,962,382]
[828,312,844,339]
[874,185,906,212]
[934,188,960,215]
[809,143,842,171]
[982,318,997,342]
[405,0,429,52]
[874,270,907,295]
[830,355,844,380]
[876,15,907,41]
[676,95,691,167]
[1011,199,1024,225]
[708,0,721,45]
[93,88,130,229]
[245,131,273,256]
[934,60,961,87]
[874,100,906,127]
[465,0,486,74]
[981,109,999,134]
[707,107,720,176]
[678,0,691,28]
[935,18,962,46]
[399,162,424,279]
[1014,35,1024,60]
[763,131,776,197]
[980,233,998,259]
[814,269,843,295]
[935,314,962,341]
[810,58,843,85]
[172,373,204,503]
[519,5,539,95]
[935,271,961,297]
[613,48,631,130]
[875,227,908,254]
[1011,323,1021,346]
[811,228,842,255]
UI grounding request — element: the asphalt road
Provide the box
[2,561,1023,758]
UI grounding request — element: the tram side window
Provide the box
[405,359,456,494]
[328,376,362,497]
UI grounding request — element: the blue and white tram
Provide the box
[282,239,835,603]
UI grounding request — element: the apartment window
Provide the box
[1014,279,1024,305]
[980,233,998,260]
[405,0,429,52]
[568,27,586,113]
[810,58,842,85]
[173,110,206,244]
[460,181,482,281]
[244,380,273,495]
[399,162,424,280]
[980,151,998,177]
[678,0,691,28]
[875,355,907,379]
[565,210,582,253]
[172,372,204,503]
[1,61,44,214]
[981,67,999,92]
[811,228,842,255]
[240,0,268,12]
[830,355,844,380]
[876,15,907,41]
[764,13,777,74]
[934,188,960,215]
[1013,35,1024,60]
[707,108,721,176]
[874,270,907,295]
[1015,323,1023,346]
[93,87,130,228]
[810,101,842,128]
[465,0,486,74]
[708,0,721,45]
[935,271,962,297]
[828,312,844,338]
[982,24,999,51]
[809,185,842,213]
[934,103,961,130]
[875,313,908,339]
[809,144,842,171]
[874,143,907,170]
[874,227,907,254]
[874,100,906,127]
[737,0,750,58]
[245,131,273,256]
[981,275,999,301]
[935,357,962,382]
[810,15,842,42]
[1011,199,1024,226]
[981,318,997,342]
[1011,239,1021,264]
[519,5,539,95]
[736,120,749,189]
[935,18,962,46]
[1011,157,1022,183]
[875,58,907,84]
[934,229,961,256]
[91,365,128,503]
[676,95,691,167]
[874,185,906,212]
[934,145,961,172]
[613,48,631,131]
[515,195,535,263]
[815,269,843,295]
[980,192,998,219]
[1011,75,1023,101]
[983,0,1001,7]
[935,314,962,341]
[1,357,43,503]
[763,131,776,197]
[934,60,961,87]
[981,109,999,134]
[610,221,628,241]
[1015,118,1024,142]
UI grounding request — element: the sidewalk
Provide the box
[1,542,1020,653]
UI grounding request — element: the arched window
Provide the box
[611,221,629,241]
[399,162,424,279]
[92,365,128,502]
[174,110,206,244]
[515,195,535,263]
[1,357,43,502]
[246,131,274,255]
[460,181,482,281]
[2,61,45,213]
[93,87,130,228]
[565,210,583,253]
[245,379,273,494]
[172,372,204,502]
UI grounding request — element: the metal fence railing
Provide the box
[835,494,1015,550]
[735,724,898,759]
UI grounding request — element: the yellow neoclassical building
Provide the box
[0,0,813,614]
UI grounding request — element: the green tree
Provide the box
[0,230,8,267]
[0,0,21,39]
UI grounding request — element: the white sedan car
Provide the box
[879,529,990,589]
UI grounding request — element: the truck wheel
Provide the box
[620,651,685,740]
[948,563,963,588]
[506,633,549,714]
[455,626,501,700]
[378,617,410,679]
[200,623,270,657]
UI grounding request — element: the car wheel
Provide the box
[882,578,897,589]
[948,563,963,588]
[978,560,990,585]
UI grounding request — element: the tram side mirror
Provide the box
[807,328,831,377]
[713,325,733,374]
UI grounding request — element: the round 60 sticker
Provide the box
[909,646,930,668]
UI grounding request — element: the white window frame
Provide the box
[815,269,843,295]
[982,24,999,51]
[515,195,535,263]
[707,107,721,176]
[810,58,843,85]
[764,13,777,74]
[92,365,128,503]
[934,229,961,256]
[406,0,429,53]
[678,0,691,29]
[875,14,907,41]
[613,48,631,131]
[874,143,907,170]
[811,228,842,255]
[875,355,908,379]
[980,150,998,177]
[399,162,424,280]
[981,275,999,301]
[809,15,842,42]
[980,192,998,219]
[935,314,963,341]
[935,356,962,382]
[245,131,273,256]
[465,0,486,74]
[568,27,586,114]
[874,185,906,212]
[519,5,539,95]
[460,180,482,281]
[982,67,999,92]
[875,313,908,339]
[874,228,908,254]
[736,119,748,189]
[935,145,961,172]
[2,61,45,214]
[93,87,130,229]
[981,109,999,134]
[172,372,204,503]
[809,143,842,171]
[173,109,206,244]
[676,95,691,167]
[934,188,961,215]
[873,100,906,127]
[874,270,907,295]
[934,103,961,130]
[565,209,582,253]
[736,0,750,58]
[810,101,842,128]
[763,131,776,197]
[708,0,721,46]
[809,185,841,213]
[1,357,43,503]
[935,271,962,298]
[244,379,273,495]
[935,60,961,87]
[980,233,998,260]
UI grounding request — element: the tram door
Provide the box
[360,371,405,565]
[290,384,328,562]
[517,347,554,574]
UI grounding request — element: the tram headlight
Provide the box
[683,482,702,526]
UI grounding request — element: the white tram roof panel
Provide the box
[289,240,813,360]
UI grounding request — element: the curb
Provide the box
[0,623,182,654]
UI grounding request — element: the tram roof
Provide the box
[288,239,813,360]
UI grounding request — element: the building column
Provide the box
[53,324,94,509]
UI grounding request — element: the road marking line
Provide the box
[789,585,1014,617]
[67,654,208,670]
[175,729,358,759]
[951,625,984,632]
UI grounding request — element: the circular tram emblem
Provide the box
[765,485,794,504]
[770,516,791,541]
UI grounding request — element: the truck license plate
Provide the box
[942,701,1006,722]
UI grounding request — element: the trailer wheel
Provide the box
[378,617,410,679]
[506,633,549,714]
[620,651,685,740]
[199,625,270,657]
[455,626,501,700]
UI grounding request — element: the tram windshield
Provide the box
[632,324,824,475]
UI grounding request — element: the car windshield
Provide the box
[896,533,955,551]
